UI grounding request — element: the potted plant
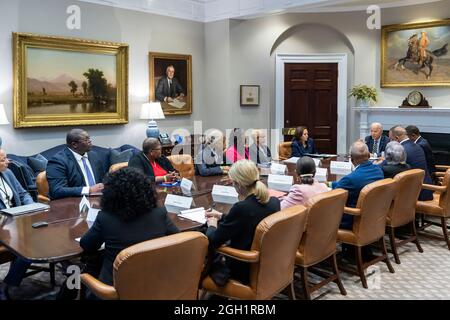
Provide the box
[349,84,377,108]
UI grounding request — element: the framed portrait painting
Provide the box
[381,19,450,87]
[149,52,192,116]
[13,33,129,128]
[240,85,260,106]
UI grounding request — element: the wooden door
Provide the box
[284,63,338,154]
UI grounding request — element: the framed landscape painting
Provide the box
[149,52,192,116]
[381,19,450,87]
[13,32,128,128]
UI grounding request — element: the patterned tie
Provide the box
[81,157,96,187]
[372,139,378,155]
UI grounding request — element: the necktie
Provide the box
[372,139,378,155]
[168,79,172,96]
[81,157,96,187]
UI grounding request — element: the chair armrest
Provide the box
[217,246,260,263]
[80,273,119,300]
[422,184,447,193]
[435,165,450,171]
[38,195,50,203]
[344,207,361,216]
[435,172,445,177]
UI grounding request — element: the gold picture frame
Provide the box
[13,32,128,128]
[381,19,450,87]
[149,52,192,116]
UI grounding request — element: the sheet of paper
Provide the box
[270,162,287,175]
[79,196,91,212]
[168,99,186,109]
[164,194,193,209]
[86,208,100,222]
[315,167,328,182]
[179,207,206,224]
[330,161,352,175]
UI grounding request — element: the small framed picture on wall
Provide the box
[240,85,260,106]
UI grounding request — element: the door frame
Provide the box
[275,53,348,154]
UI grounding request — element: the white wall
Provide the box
[0,0,204,155]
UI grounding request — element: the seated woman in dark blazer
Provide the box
[128,137,179,183]
[291,126,317,157]
[205,160,280,286]
[80,167,179,287]
[381,141,411,178]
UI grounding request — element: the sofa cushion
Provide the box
[27,154,48,175]
[110,149,133,165]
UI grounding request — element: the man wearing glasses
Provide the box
[47,128,106,199]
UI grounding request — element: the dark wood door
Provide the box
[284,63,338,154]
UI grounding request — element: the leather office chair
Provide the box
[36,171,50,203]
[416,168,450,250]
[201,205,308,300]
[167,154,195,178]
[278,142,292,160]
[80,231,208,300]
[108,162,128,173]
[435,165,449,185]
[386,169,425,264]
[337,178,397,289]
[296,189,348,299]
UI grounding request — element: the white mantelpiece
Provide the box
[354,107,450,138]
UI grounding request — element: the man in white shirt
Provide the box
[47,129,105,200]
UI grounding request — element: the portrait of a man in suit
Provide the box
[155,65,185,103]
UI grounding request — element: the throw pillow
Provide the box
[27,154,48,175]
[109,149,133,165]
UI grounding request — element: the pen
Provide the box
[206,202,216,212]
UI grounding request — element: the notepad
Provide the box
[179,207,207,224]
[1,203,50,216]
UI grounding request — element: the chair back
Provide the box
[249,205,307,299]
[299,189,348,266]
[109,162,128,173]
[278,142,292,160]
[388,169,424,227]
[439,169,450,217]
[36,171,49,202]
[113,231,208,300]
[352,178,397,245]
[167,154,195,178]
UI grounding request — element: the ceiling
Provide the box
[77,0,445,22]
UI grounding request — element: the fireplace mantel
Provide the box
[354,107,450,137]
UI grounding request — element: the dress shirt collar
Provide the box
[399,138,409,145]
[414,136,421,144]
[68,148,87,161]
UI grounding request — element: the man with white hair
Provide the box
[195,129,230,176]
[364,122,389,156]
[249,129,272,165]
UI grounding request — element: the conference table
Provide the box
[0,155,344,265]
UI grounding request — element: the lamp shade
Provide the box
[0,104,9,125]
[140,102,165,120]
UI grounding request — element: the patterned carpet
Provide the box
[1,227,449,300]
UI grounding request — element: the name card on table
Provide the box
[330,161,352,176]
[79,196,90,212]
[86,208,101,228]
[212,185,239,204]
[180,178,193,193]
[315,168,328,183]
[283,157,300,164]
[267,174,293,192]
[164,194,193,214]
[270,162,287,175]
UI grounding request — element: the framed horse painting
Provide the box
[381,19,450,87]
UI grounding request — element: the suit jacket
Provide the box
[80,207,179,286]
[416,136,436,176]
[281,180,328,209]
[400,139,433,200]
[248,143,272,164]
[332,161,384,229]
[382,163,411,179]
[128,152,175,181]
[365,134,389,155]
[155,76,184,102]
[47,147,106,200]
[0,169,34,209]
[291,138,317,157]
[206,195,280,284]
[195,145,223,176]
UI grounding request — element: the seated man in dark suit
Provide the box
[155,65,185,103]
[391,126,433,201]
[405,125,436,177]
[249,129,272,164]
[332,141,384,229]
[364,122,389,156]
[47,129,106,200]
[128,137,178,183]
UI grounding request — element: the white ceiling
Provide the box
[77,0,445,22]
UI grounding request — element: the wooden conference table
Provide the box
[0,155,344,264]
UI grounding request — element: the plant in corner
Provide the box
[349,84,377,107]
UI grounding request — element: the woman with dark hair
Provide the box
[291,126,317,157]
[280,156,328,209]
[80,167,179,286]
[225,128,249,164]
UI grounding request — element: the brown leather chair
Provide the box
[337,178,397,289]
[416,168,450,250]
[80,231,208,300]
[109,162,128,173]
[36,171,50,203]
[278,142,292,160]
[435,165,449,185]
[296,189,348,299]
[386,169,425,264]
[201,205,308,300]
[167,154,195,178]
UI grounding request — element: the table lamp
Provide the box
[0,104,10,147]
[140,102,165,138]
